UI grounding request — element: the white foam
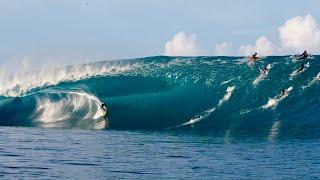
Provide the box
[290,62,310,80]
[178,107,216,127]
[31,90,106,129]
[253,64,272,86]
[0,62,139,97]
[262,98,279,109]
[178,85,236,127]
[221,78,235,85]
[218,86,235,106]
[262,87,293,109]
[302,72,320,89]
[253,74,265,86]
[220,80,231,85]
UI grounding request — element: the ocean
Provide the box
[0,56,319,178]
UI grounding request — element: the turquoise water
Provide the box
[0,56,319,178]
[1,127,319,179]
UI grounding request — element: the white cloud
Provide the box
[214,42,232,56]
[166,15,320,57]
[239,36,276,56]
[164,32,197,56]
[279,14,320,53]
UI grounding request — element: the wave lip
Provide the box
[0,89,108,130]
[33,89,108,129]
[0,61,140,97]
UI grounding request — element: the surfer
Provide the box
[277,89,288,99]
[298,50,308,60]
[261,65,269,74]
[249,52,258,62]
[100,102,107,117]
[252,52,258,59]
[297,63,305,73]
[100,103,107,113]
[291,50,309,60]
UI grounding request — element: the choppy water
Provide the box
[0,127,319,179]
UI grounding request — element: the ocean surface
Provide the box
[0,56,319,178]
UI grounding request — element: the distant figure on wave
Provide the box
[291,50,309,60]
[297,62,305,73]
[262,87,293,109]
[277,89,289,99]
[290,62,310,80]
[299,50,308,60]
[248,52,258,62]
[100,102,107,116]
[261,65,269,75]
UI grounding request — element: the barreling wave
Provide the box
[0,56,319,138]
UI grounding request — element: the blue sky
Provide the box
[1,0,320,69]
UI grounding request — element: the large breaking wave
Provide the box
[0,56,319,138]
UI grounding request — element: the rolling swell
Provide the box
[0,56,319,138]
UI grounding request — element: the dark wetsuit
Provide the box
[278,89,287,98]
[263,66,268,71]
[261,66,268,74]
[249,53,258,62]
[298,51,308,60]
[252,53,258,58]
[297,63,305,73]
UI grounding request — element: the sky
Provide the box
[1,0,320,71]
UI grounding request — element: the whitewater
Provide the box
[0,56,319,138]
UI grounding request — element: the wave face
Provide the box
[0,56,319,137]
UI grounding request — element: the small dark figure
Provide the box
[252,52,258,58]
[278,89,288,98]
[302,50,307,56]
[249,52,258,62]
[297,63,305,73]
[100,103,107,111]
[298,50,308,60]
[261,65,268,74]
